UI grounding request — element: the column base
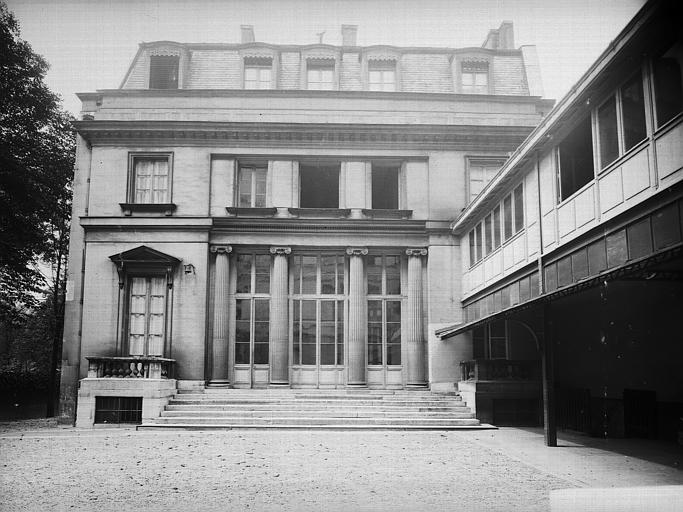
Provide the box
[268,382,290,388]
[207,380,231,387]
[405,382,428,389]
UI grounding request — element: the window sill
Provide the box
[289,208,351,218]
[361,209,413,219]
[226,207,277,217]
[120,203,176,216]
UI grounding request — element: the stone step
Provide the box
[169,398,462,407]
[160,409,475,419]
[164,404,470,412]
[149,416,481,426]
[137,423,494,431]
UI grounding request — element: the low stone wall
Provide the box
[76,378,177,428]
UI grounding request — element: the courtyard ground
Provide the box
[0,421,681,512]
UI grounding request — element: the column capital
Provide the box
[406,247,428,257]
[210,245,232,254]
[270,246,292,255]
[346,247,368,256]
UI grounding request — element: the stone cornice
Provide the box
[73,120,534,151]
[213,217,427,235]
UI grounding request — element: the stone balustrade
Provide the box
[86,356,175,379]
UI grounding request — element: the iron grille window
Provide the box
[94,396,142,424]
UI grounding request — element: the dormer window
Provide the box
[368,60,396,92]
[149,55,179,89]
[307,59,336,90]
[244,57,273,89]
[461,61,489,94]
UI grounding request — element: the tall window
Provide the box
[235,254,271,365]
[653,41,683,128]
[472,322,507,360]
[128,276,166,356]
[149,55,179,89]
[307,60,335,90]
[368,61,396,92]
[371,163,399,209]
[238,165,267,207]
[468,160,503,203]
[558,116,594,201]
[244,58,272,89]
[292,255,345,366]
[461,61,489,94]
[299,163,340,208]
[367,255,401,366]
[129,154,171,204]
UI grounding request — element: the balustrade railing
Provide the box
[86,356,175,379]
[460,359,540,381]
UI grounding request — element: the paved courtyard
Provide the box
[1,421,681,512]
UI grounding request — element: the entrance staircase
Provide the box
[137,388,493,430]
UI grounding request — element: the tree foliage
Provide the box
[0,1,75,324]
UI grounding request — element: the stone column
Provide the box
[346,247,368,386]
[210,245,232,386]
[269,246,291,385]
[405,248,428,387]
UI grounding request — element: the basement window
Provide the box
[371,164,399,209]
[149,55,179,89]
[94,396,142,424]
[299,164,340,208]
[557,116,594,201]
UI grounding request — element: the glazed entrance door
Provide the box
[291,299,344,387]
[232,297,270,388]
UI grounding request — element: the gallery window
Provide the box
[368,300,401,366]
[292,254,345,366]
[557,116,594,201]
[238,165,267,208]
[234,254,271,366]
[472,321,507,360]
[368,60,396,92]
[652,41,683,128]
[371,163,400,209]
[128,154,172,204]
[307,60,335,90]
[299,163,340,208]
[149,55,179,89]
[461,61,489,94]
[244,57,273,89]
[596,71,647,170]
[235,299,269,365]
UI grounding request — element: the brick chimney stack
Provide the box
[482,21,515,50]
[342,25,357,46]
[241,25,255,44]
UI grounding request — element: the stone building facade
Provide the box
[59,21,553,425]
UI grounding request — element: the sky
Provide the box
[7,0,646,114]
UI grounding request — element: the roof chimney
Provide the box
[342,25,357,46]
[482,21,515,50]
[241,25,255,44]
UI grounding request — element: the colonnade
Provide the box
[208,245,427,387]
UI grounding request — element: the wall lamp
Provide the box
[183,263,196,275]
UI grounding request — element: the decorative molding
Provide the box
[210,245,233,254]
[346,247,369,256]
[270,246,292,255]
[73,120,537,151]
[406,248,428,257]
